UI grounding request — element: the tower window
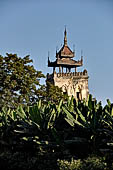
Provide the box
[63,91,67,95]
[76,92,80,99]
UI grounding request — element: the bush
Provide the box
[57,155,108,170]
[57,158,81,170]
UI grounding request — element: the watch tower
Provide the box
[47,28,89,100]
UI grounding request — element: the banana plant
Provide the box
[48,99,63,129]
[102,99,113,140]
[62,95,105,152]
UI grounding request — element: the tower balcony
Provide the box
[47,69,88,81]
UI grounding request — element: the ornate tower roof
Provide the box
[56,28,74,58]
[48,28,83,69]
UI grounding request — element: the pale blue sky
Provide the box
[0,0,113,105]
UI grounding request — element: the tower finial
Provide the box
[73,44,75,57]
[64,26,67,46]
[48,51,50,62]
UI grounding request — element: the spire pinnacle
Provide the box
[64,26,67,46]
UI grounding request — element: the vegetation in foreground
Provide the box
[0,53,113,169]
[0,96,113,169]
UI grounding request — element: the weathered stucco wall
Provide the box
[47,71,89,100]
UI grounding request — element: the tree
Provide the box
[37,81,68,103]
[0,53,45,108]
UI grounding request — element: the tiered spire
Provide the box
[48,28,83,73]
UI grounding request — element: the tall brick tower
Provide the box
[47,28,89,100]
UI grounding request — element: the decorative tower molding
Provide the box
[47,29,89,100]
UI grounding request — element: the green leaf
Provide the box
[62,106,74,120]
[37,100,42,109]
[57,99,63,114]
[107,99,111,108]
[111,106,113,116]
[65,117,75,127]
[17,105,26,119]
[77,108,86,123]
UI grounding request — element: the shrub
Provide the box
[57,155,107,170]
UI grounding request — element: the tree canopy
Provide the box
[0,53,45,108]
[38,81,68,103]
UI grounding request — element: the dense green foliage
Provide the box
[0,53,45,108]
[0,53,67,109]
[0,54,113,169]
[38,81,68,103]
[58,156,108,170]
[0,95,113,169]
